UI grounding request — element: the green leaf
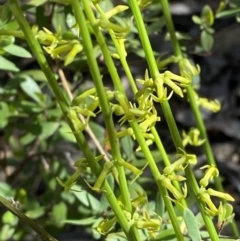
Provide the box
[0,55,19,71]
[202,5,214,26]
[19,123,40,146]
[201,30,213,52]
[59,121,76,143]
[62,216,96,225]
[4,20,19,30]
[0,35,14,48]
[73,190,101,212]
[192,15,202,25]
[2,211,19,226]
[88,121,105,145]
[38,122,59,140]
[19,70,47,82]
[17,100,43,113]
[216,7,240,19]
[73,191,89,207]
[19,76,42,103]
[183,208,201,241]
[219,238,240,241]
[0,4,12,26]
[3,44,32,58]
[19,132,36,145]
[0,224,15,241]
[155,229,176,240]
[105,232,128,241]
[0,182,16,197]
[25,207,45,219]
[87,192,101,212]
[120,135,134,160]
[27,0,48,7]
[49,202,67,228]
[155,192,165,217]
[0,102,9,129]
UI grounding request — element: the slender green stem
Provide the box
[81,0,124,93]
[131,123,184,241]
[94,4,138,94]
[71,2,142,241]
[8,1,138,240]
[0,29,25,38]
[160,0,239,236]
[79,1,184,238]
[127,1,158,78]
[69,124,137,240]
[128,0,220,239]
[94,3,187,208]
[161,102,184,149]
[0,195,58,241]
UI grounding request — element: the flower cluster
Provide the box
[198,165,235,218]
[98,190,162,239]
[33,26,83,66]
[136,69,190,102]
[182,128,205,147]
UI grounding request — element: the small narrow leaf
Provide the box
[87,192,101,212]
[19,70,47,82]
[0,56,19,72]
[120,135,134,160]
[183,208,201,241]
[201,30,213,52]
[202,5,214,26]
[20,76,42,103]
[192,15,202,25]
[49,202,67,228]
[38,122,59,140]
[3,44,32,58]
[155,192,165,216]
[216,7,240,19]
[0,102,9,129]
[155,229,176,240]
[25,207,45,219]
[59,121,76,143]
[62,216,96,225]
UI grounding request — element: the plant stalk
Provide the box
[160,0,239,236]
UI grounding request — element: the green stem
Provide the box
[71,2,141,240]
[131,123,184,241]
[72,0,132,214]
[0,29,25,38]
[94,3,187,208]
[81,0,124,93]
[70,126,137,240]
[94,4,138,95]
[160,0,239,236]
[128,0,219,239]
[0,195,58,241]
[8,0,137,240]
[79,1,184,238]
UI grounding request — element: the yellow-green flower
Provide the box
[199,165,219,188]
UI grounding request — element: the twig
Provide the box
[58,68,111,163]
[0,195,58,241]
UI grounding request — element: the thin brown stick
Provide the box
[58,68,111,163]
